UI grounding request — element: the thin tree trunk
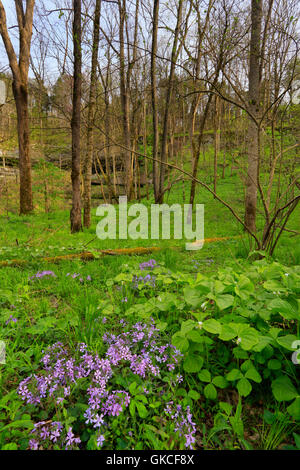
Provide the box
[244,0,263,233]
[158,0,183,203]
[151,0,160,202]
[70,0,82,232]
[83,0,101,228]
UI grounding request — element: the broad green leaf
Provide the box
[276,334,299,351]
[202,319,222,335]
[136,402,148,418]
[198,369,211,383]
[267,359,282,370]
[183,353,204,373]
[272,376,298,402]
[186,329,204,343]
[245,368,262,383]
[268,298,299,321]
[204,383,217,400]
[212,376,228,389]
[188,390,201,400]
[237,378,252,397]
[287,398,300,420]
[172,333,189,353]
[226,369,243,381]
[215,294,234,311]
[219,324,236,341]
[181,319,197,335]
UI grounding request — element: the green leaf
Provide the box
[183,353,204,373]
[263,280,284,291]
[0,419,34,432]
[183,288,202,308]
[226,369,243,381]
[292,432,300,449]
[219,324,236,341]
[276,334,299,351]
[172,332,189,353]
[240,329,259,350]
[202,319,222,335]
[136,402,148,418]
[237,378,252,397]
[272,376,298,402]
[1,443,18,450]
[215,294,234,311]
[287,398,300,420]
[212,376,228,389]
[198,369,211,383]
[267,359,282,370]
[204,383,217,400]
[129,381,137,395]
[181,319,197,335]
[268,298,299,321]
[129,401,136,417]
[188,390,201,400]
[245,368,262,383]
[186,329,204,343]
[219,401,233,415]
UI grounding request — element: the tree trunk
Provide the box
[12,81,33,213]
[83,0,101,228]
[70,0,82,233]
[0,0,35,214]
[151,0,160,202]
[158,0,183,203]
[244,0,263,233]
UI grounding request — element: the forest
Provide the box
[0,0,299,453]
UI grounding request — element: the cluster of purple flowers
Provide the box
[28,422,80,450]
[29,270,56,280]
[132,274,156,289]
[103,320,182,378]
[5,315,18,325]
[17,321,189,450]
[139,259,157,270]
[66,273,92,282]
[164,402,197,450]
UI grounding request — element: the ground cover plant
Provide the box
[0,239,299,450]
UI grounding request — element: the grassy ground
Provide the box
[0,169,299,450]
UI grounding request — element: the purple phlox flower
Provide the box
[5,315,18,325]
[97,434,105,448]
[40,427,50,440]
[30,270,56,280]
[93,413,104,428]
[86,275,92,281]
[65,428,75,447]
[139,259,157,270]
[29,439,39,450]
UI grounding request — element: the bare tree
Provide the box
[70,0,82,232]
[83,0,101,228]
[0,0,35,214]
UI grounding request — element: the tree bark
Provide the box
[244,0,263,233]
[0,0,35,214]
[157,0,183,203]
[150,0,160,202]
[70,0,82,232]
[83,0,101,228]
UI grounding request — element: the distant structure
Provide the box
[291,79,300,105]
[0,80,6,105]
